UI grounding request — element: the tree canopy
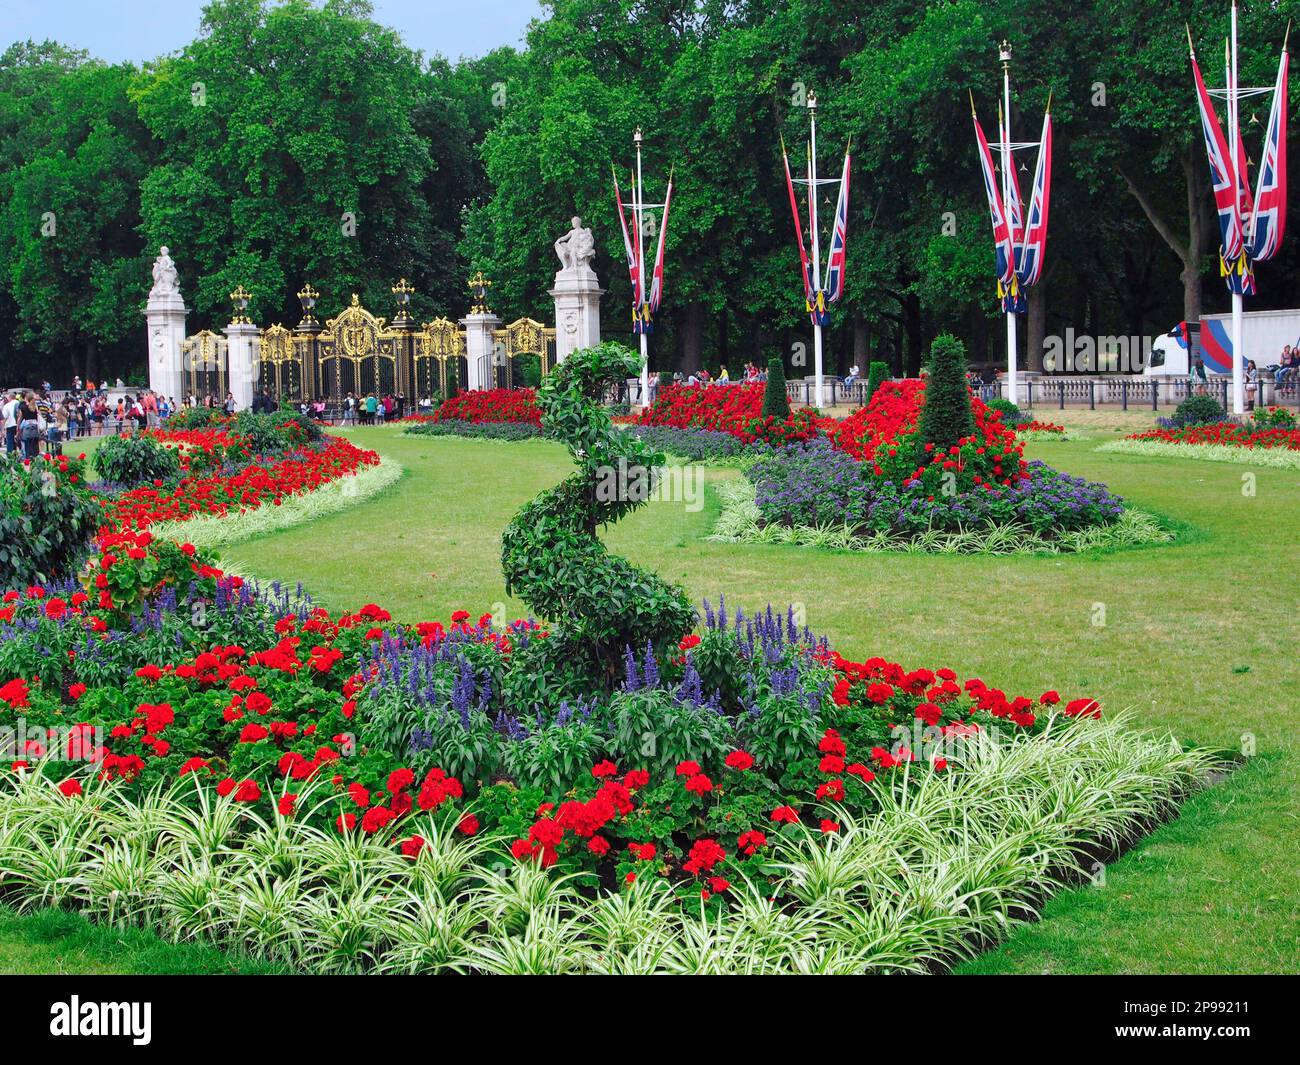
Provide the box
[2,0,1298,385]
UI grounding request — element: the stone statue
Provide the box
[554,216,596,274]
[150,246,180,297]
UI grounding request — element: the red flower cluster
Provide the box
[1125,422,1300,451]
[433,388,542,426]
[637,383,818,445]
[100,435,380,532]
[821,379,1026,490]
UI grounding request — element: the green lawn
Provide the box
[21,421,1300,973]
[0,905,287,975]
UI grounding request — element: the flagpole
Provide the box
[1229,1,1245,415]
[634,128,651,405]
[1000,40,1019,407]
[808,94,825,408]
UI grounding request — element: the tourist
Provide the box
[979,365,998,401]
[72,375,82,393]
[2,391,18,455]
[50,401,68,455]
[17,392,41,459]
[1276,346,1296,395]
[1245,360,1258,411]
[144,390,158,427]
[717,366,730,383]
[365,393,378,424]
[65,399,80,441]
[343,392,357,425]
[843,364,861,389]
[1191,356,1209,396]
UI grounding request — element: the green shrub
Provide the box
[761,356,791,419]
[92,433,181,486]
[865,360,890,402]
[986,396,1029,426]
[917,333,976,455]
[167,406,223,430]
[501,341,695,686]
[1252,405,1296,430]
[0,455,101,585]
[1172,393,1227,427]
[231,410,312,452]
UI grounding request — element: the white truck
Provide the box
[1146,308,1300,376]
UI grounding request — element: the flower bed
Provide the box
[0,347,1216,973]
[1099,417,1300,469]
[638,382,818,445]
[430,388,542,426]
[406,419,542,442]
[100,435,380,533]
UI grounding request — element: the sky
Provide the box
[3,0,542,63]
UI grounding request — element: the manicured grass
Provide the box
[215,427,1299,974]
[0,905,288,975]
[13,423,1293,973]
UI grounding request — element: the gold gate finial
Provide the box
[468,270,492,314]
[230,285,253,324]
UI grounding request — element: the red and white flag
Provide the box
[646,170,673,317]
[1191,51,1244,263]
[1248,47,1289,262]
[972,107,1015,286]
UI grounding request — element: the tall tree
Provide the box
[0,42,150,382]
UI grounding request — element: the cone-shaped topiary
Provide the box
[501,342,695,686]
[865,360,890,403]
[917,333,976,456]
[761,356,791,419]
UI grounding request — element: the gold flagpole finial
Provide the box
[969,88,977,115]
[1044,88,1053,113]
[1186,23,1196,58]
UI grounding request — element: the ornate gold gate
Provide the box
[415,317,468,399]
[180,330,228,401]
[316,295,411,403]
[256,324,304,399]
[491,317,556,390]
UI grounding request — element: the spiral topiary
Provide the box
[501,342,695,685]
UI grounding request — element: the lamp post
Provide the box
[805,94,826,410]
[634,127,650,404]
[998,40,1019,407]
[391,277,415,329]
[230,285,252,325]
[468,271,492,314]
[296,284,320,329]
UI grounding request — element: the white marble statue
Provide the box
[554,216,596,274]
[150,246,180,298]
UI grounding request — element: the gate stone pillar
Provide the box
[462,311,500,391]
[224,319,260,411]
[549,216,602,363]
[144,246,187,401]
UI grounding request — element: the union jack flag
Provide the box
[646,171,673,325]
[1001,106,1026,262]
[1247,49,1288,262]
[823,148,851,304]
[972,107,1015,287]
[1017,111,1052,289]
[612,168,642,329]
[1191,52,1244,264]
[781,140,815,318]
